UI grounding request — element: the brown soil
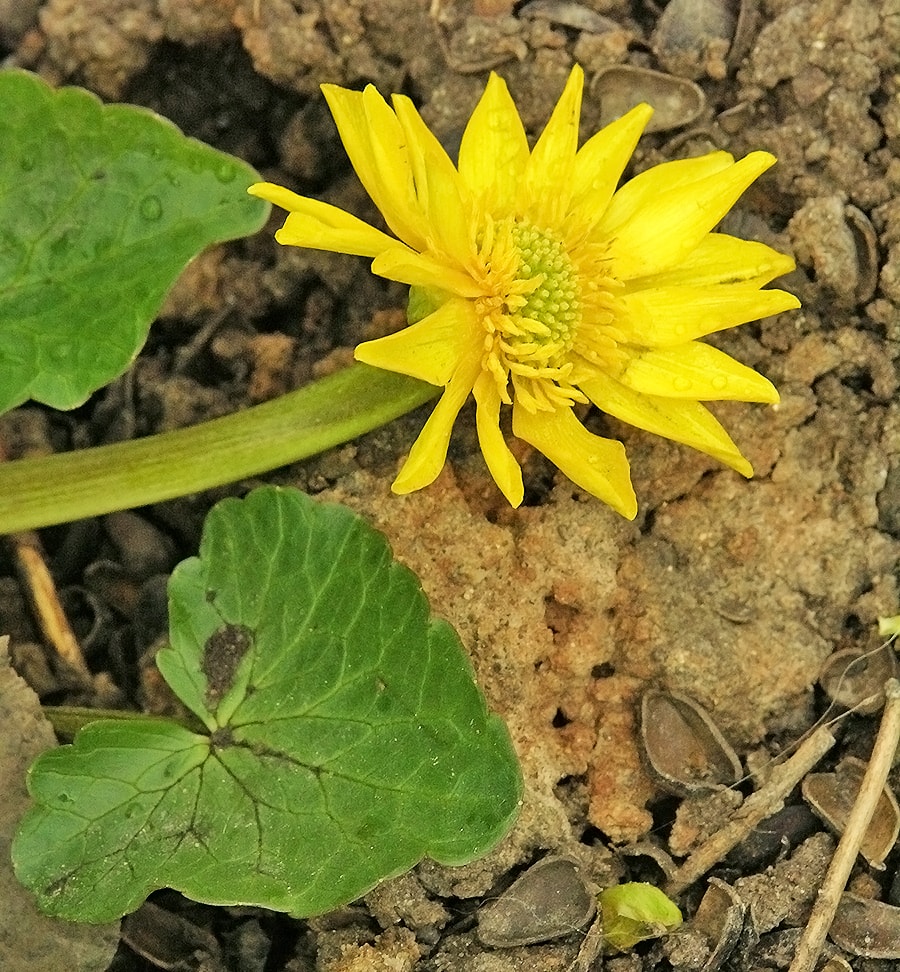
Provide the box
[1,1,899,970]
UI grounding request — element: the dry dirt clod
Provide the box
[0,0,40,46]
[788,196,865,307]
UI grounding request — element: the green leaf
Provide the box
[600,882,683,952]
[0,70,269,414]
[13,487,521,922]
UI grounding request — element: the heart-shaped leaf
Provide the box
[13,487,521,921]
[0,70,269,414]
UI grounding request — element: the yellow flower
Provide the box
[249,65,799,517]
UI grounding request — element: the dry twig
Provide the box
[665,725,837,897]
[788,679,900,972]
[8,530,92,687]
[0,434,92,687]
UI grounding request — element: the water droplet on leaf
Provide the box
[216,162,237,183]
[49,341,74,363]
[140,195,163,221]
[49,229,73,260]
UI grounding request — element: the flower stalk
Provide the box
[0,365,435,534]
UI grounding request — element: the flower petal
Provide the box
[614,284,800,347]
[279,215,400,261]
[570,103,654,226]
[632,233,796,288]
[472,372,524,506]
[615,342,780,402]
[392,353,482,494]
[372,248,483,297]
[512,404,636,517]
[522,65,583,225]
[580,376,753,476]
[391,94,475,266]
[598,151,734,236]
[248,182,310,212]
[249,182,400,257]
[458,72,529,217]
[355,298,480,387]
[604,152,778,280]
[321,83,428,251]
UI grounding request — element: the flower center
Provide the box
[477,218,587,412]
[505,223,580,361]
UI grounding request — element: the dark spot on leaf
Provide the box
[45,874,72,897]
[202,623,253,705]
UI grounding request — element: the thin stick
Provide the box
[665,725,837,898]
[788,679,900,972]
[8,531,92,687]
[0,433,92,685]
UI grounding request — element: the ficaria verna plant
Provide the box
[250,64,800,516]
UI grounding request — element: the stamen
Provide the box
[476,217,598,411]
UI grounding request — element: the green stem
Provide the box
[0,364,437,534]
[42,705,206,737]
